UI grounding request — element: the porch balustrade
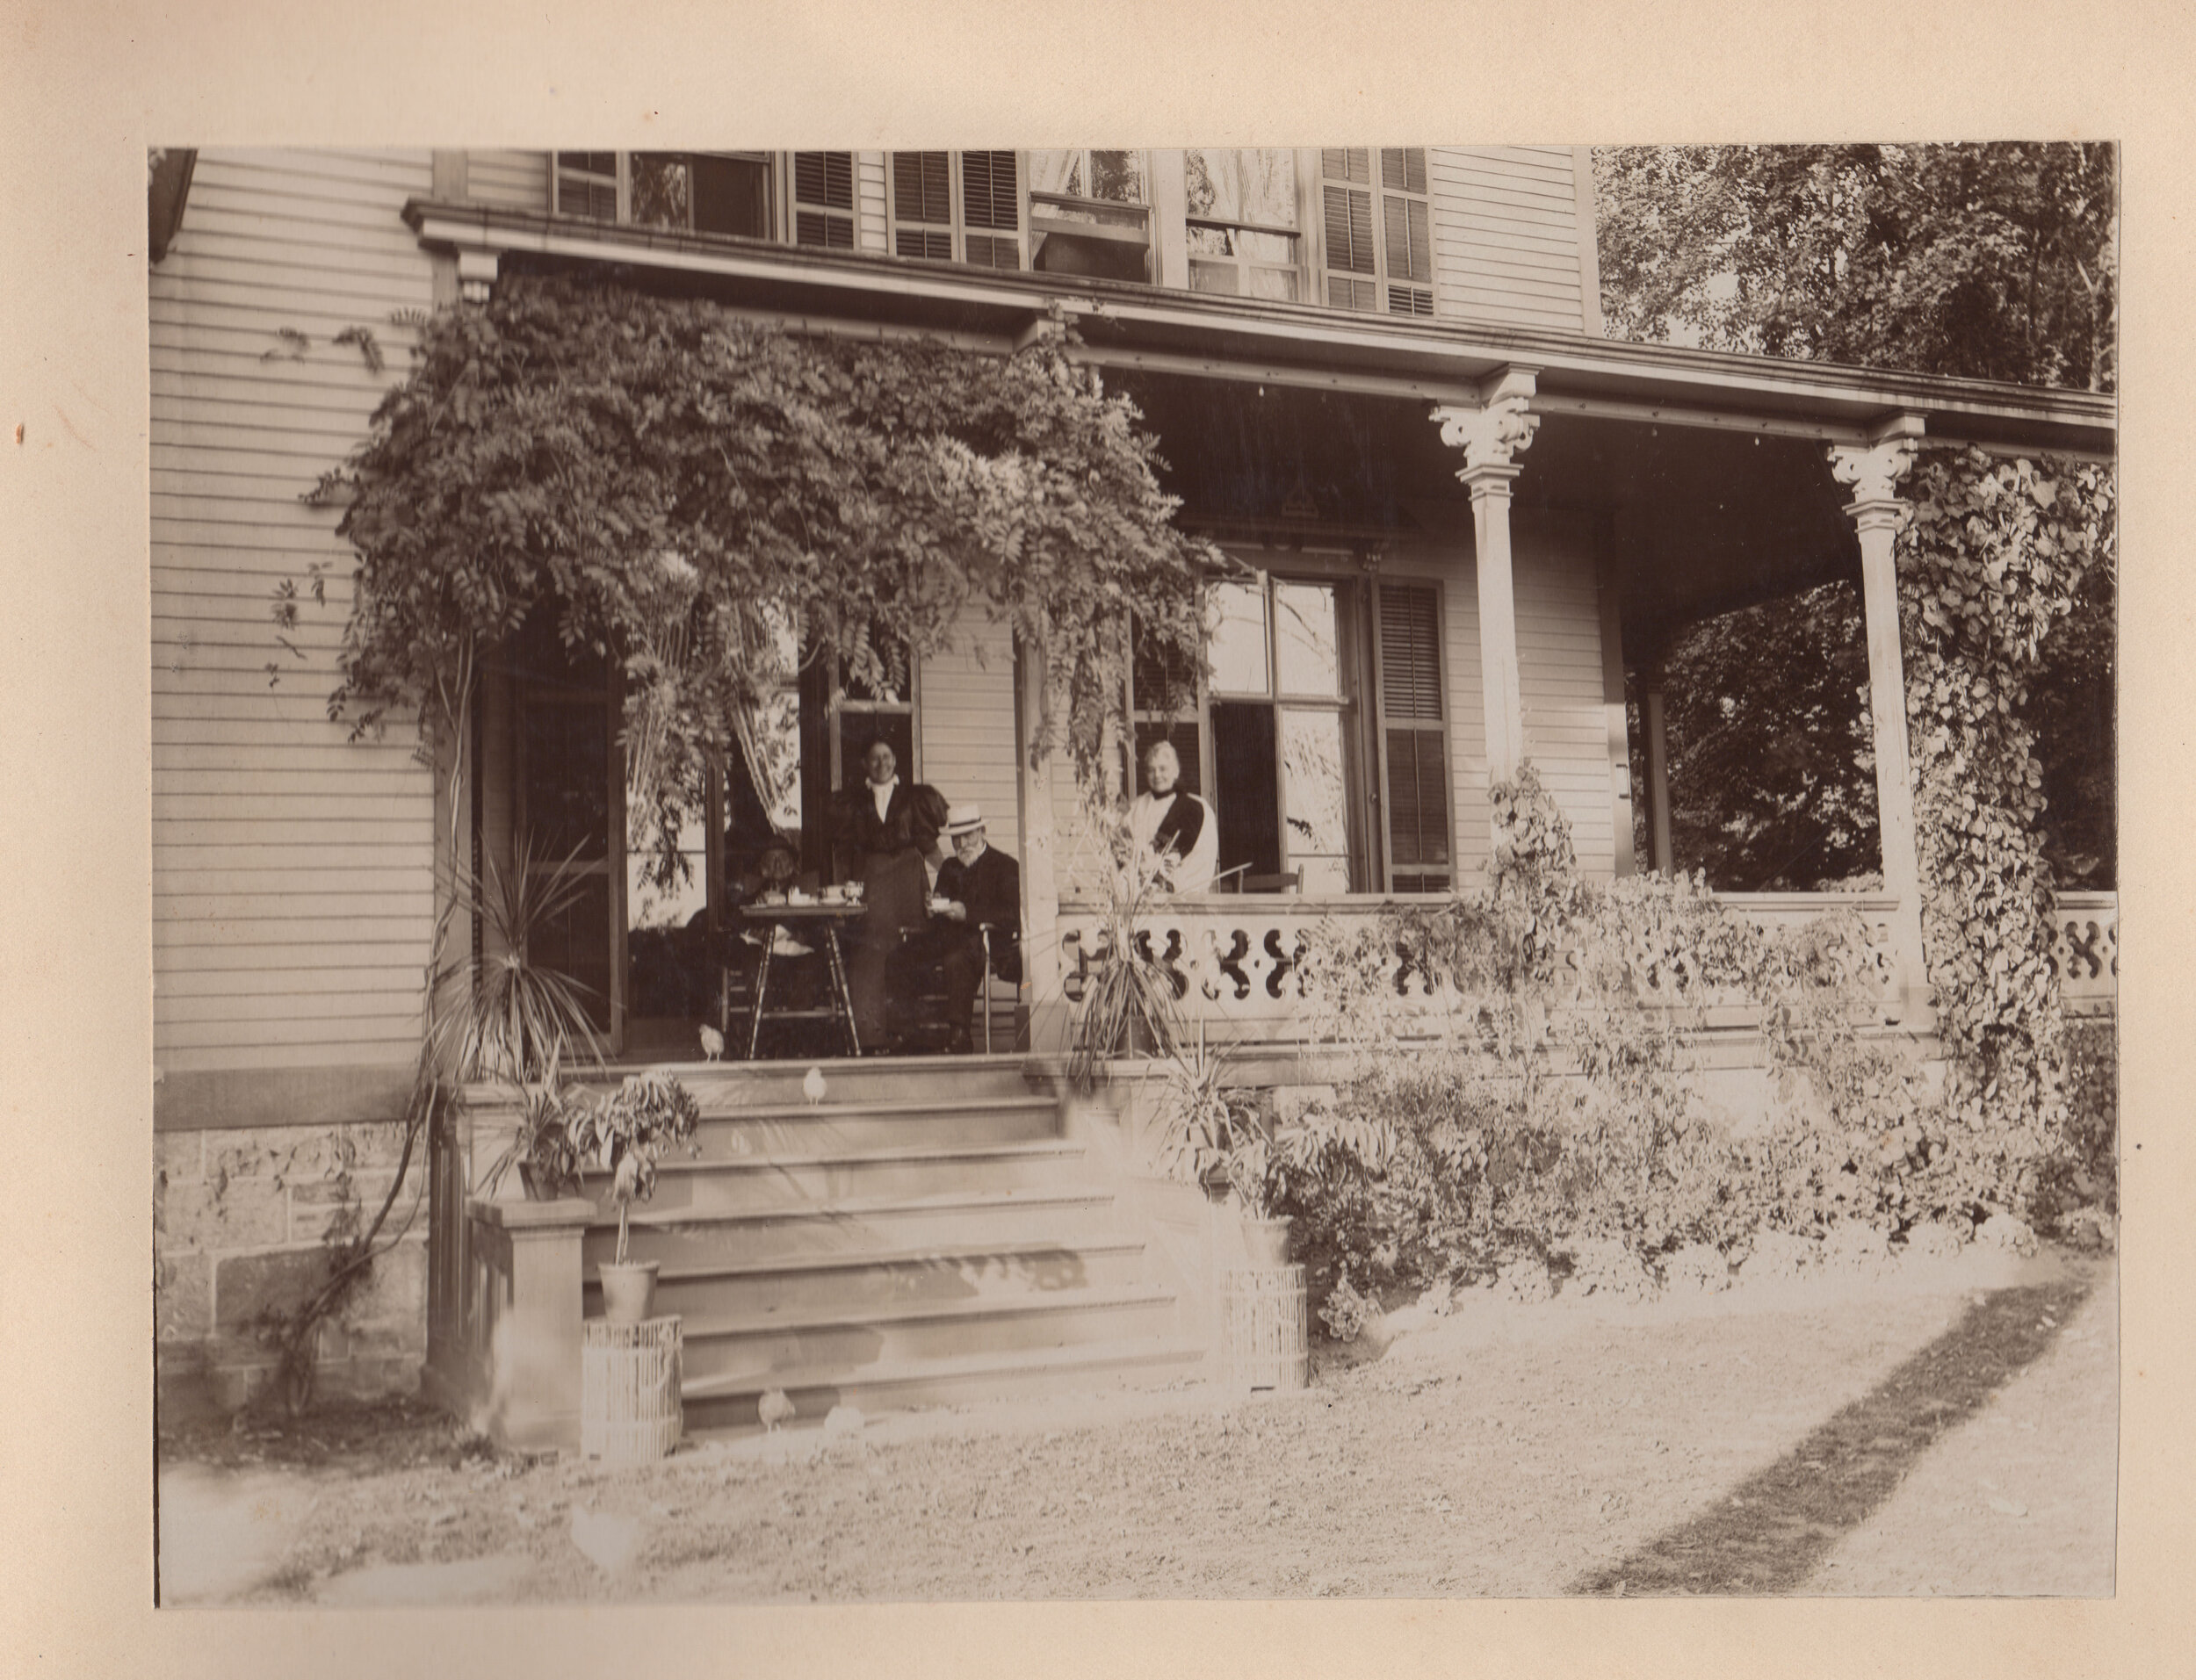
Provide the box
[1053,889,2116,1049]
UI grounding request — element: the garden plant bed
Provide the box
[155,1244,2114,1604]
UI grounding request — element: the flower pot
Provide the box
[517,1161,553,1201]
[1241,1215,1293,1268]
[598,1260,661,1325]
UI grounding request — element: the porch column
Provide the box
[1432,368,1540,792]
[1643,669,1674,875]
[1828,422,1930,1024]
[1015,634,1069,1056]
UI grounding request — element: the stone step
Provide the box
[647,1055,1043,1110]
[692,1094,1061,1155]
[582,1237,1152,1322]
[591,1187,1122,1270]
[681,1335,1211,1434]
[667,1285,1181,1389]
[581,1141,1087,1215]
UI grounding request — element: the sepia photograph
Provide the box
[144,136,2120,1605]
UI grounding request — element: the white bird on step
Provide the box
[758,1388,796,1432]
[803,1065,827,1107]
[698,1023,725,1062]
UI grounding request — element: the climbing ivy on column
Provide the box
[1897,444,2115,1175]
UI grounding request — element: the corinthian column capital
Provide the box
[1432,392,1541,478]
[1827,434,1920,511]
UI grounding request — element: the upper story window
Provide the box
[553,151,773,239]
[1320,148,1434,316]
[1184,148,1303,301]
[1028,149,1153,281]
[887,151,1023,270]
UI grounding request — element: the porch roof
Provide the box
[406,199,2117,460]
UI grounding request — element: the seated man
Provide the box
[928,804,1022,1054]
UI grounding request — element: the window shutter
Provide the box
[1320,149,1376,312]
[959,150,1022,269]
[1376,582,1449,889]
[891,151,954,260]
[792,151,856,249]
[1378,148,1434,316]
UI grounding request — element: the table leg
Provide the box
[824,924,863,1057]
[746,935,774,1062]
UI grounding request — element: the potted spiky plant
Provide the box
[441,836,606,1201]
[1066,819,1183,1090]
[569,1070,703,1323]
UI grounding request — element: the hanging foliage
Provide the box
[1897,444,2116,1174]
[284,275,1220,876]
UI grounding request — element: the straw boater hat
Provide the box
[943,804,986,838]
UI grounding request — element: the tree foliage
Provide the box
[1595,142,2116,392]
[1597,143,2117,890]
[285,276,1219,875]
[1636,581,1882,891]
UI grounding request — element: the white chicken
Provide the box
[698,1023,725,1062]
[757,1387,796,1432]
[802,1065,827,1107]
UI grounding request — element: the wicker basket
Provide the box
[1221,1264,1308,1391]
[581,1316,683,1464]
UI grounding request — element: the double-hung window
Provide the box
[553,151,774,238]
[1027,149,1153,281]
[1183,148,1304,301]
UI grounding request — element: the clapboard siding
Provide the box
[1514,516,1614,876]
[151,148,438,1090]
[1428,146,1589,332]
[466,149,552,211]
[919,609,1020,835]
[856,151,890,251]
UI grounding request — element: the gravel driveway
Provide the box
[156,1245,2113,1604]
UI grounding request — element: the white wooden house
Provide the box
[150,148,2116,1436]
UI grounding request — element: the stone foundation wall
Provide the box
[155,1117,428,1417]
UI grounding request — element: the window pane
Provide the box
[520,702,609,859]
[1188,260,1239,294]
[1184,148,1297,227]
[1206,582,1269,694]
[1274,581,1340,696]
[1087,150,1146,204]
[1246,266,1300,302]
[1029,149,1082,198]
[688,155,771,238]
[631,155,691,228]
[1281,709,1349,889]
[1211,702,1280,879]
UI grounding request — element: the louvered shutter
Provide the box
[891,151,954,260]
[958,151,1022,269]
[1376,583,1449,890]
[792,151,856,249]
[1379,148,1434,316]
[1320,148,1376,311]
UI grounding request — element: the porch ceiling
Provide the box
[1108,371,1858,663]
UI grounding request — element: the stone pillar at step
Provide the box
[1433,367,1540,853]
[1829,417,1932,1028]
[466,1197,596,1453]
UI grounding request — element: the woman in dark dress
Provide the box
[836,739,946,1049]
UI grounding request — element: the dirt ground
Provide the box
[155,1244,2115,1604]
